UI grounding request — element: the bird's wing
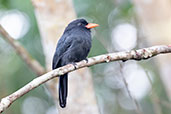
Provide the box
[52,32,88,69]
[52,35,73,69]
[52,51,62,69]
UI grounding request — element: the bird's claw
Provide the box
[122,59,127,62]
[84,58,88,63]
[72,62,77,69]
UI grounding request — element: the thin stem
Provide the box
[119,62,143,114]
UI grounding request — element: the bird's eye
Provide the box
[77,23,82,26]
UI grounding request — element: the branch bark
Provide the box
[0,45,171,113]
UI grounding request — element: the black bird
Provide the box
[52,19,99,108]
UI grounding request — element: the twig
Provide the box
[119,63,142,114]
[146,71,171,113]
[146,71,162,114]
[0,24,45,75]
[0,45,170,113]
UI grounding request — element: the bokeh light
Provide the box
[22,96,48,114]
[0,10,30,39]
[111,23,137,51]
[46,106,58,114]
[122,61,151,99]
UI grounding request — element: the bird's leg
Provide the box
[84,58,88,63]
[71,62,78,70]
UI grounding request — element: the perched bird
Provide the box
[52,19,99,108]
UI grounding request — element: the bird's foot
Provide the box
[122,59,127,62]
[84,58,88,63]
[71,62,78,70]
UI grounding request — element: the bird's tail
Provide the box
[59,73,68,108]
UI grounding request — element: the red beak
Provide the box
[85,23,99,29]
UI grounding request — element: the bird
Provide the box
[52,19,99,108]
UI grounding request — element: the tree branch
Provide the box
[0,45,170,113]
[0,24,45,75]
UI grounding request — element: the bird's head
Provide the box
[66,19,99,31]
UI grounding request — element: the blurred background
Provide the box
[0,0,171,114]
